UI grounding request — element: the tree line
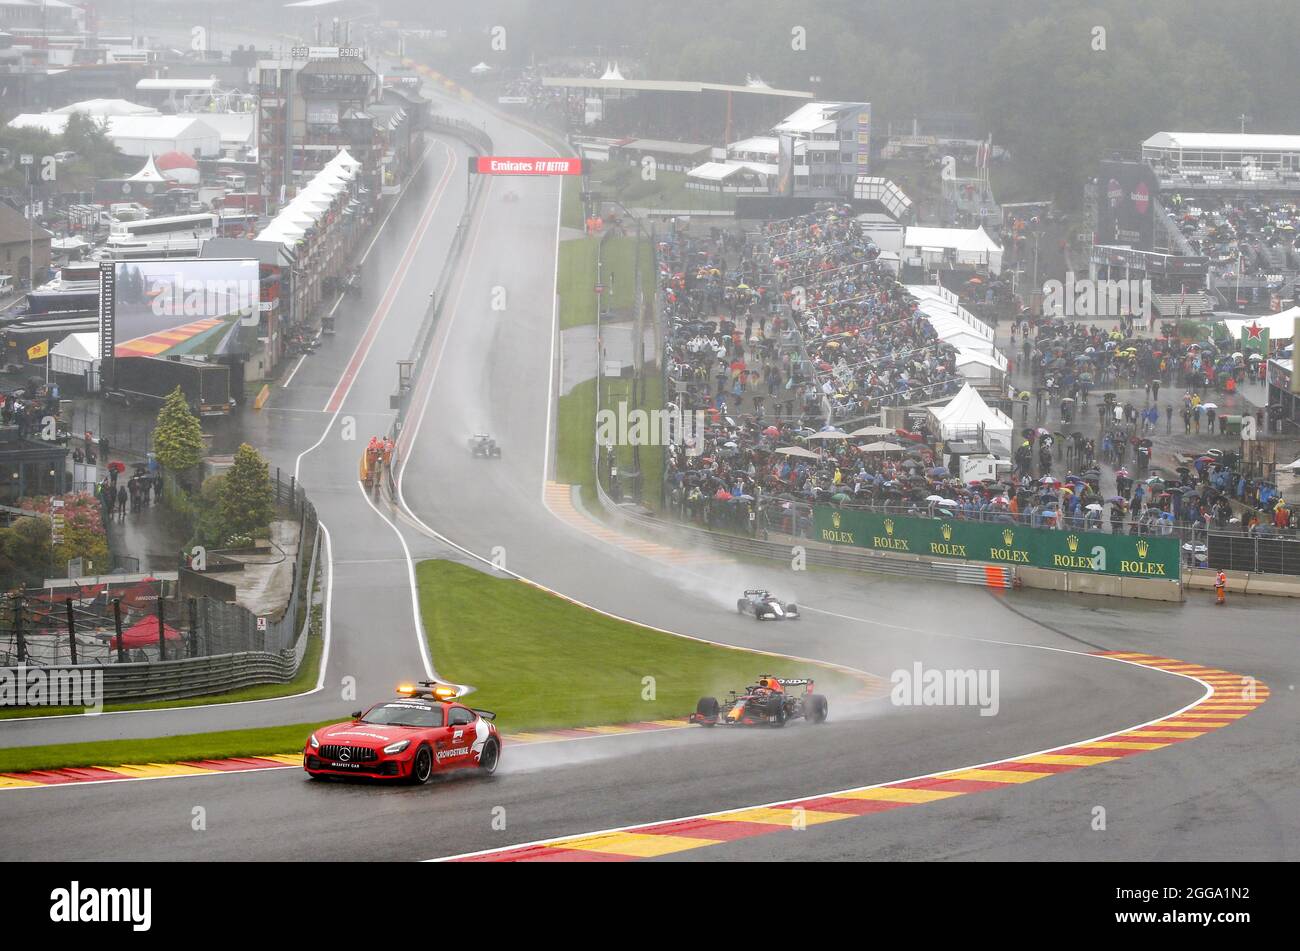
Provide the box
[401,0,1299,205]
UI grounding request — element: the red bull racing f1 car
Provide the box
[690,676,829,728]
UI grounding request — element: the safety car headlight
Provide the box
[310,734,320,749]
[383,740,411,754]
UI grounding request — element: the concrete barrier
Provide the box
[1185,566,1300,598]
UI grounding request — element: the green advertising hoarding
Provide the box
[813,507,1179,580]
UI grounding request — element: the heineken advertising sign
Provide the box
[814,507,1180,580]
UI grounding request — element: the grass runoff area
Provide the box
[562,160,733,229]
[557,234,652,330]
[585,160,736,213]
[418,560,861,732]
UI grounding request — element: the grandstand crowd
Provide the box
[656,209,1295,542]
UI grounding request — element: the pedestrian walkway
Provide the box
[103,500,187,574]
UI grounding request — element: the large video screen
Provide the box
[1096,160,1159,251]
[98,259,261,359]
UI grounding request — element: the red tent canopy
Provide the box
[111,617,182,650]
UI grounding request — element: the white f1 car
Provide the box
[736,589,800,620]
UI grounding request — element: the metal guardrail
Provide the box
[40,651,301,704]
[0,532,320,705]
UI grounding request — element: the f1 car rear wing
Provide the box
[775,678,814,693]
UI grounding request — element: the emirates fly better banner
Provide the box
[472,156,585,175]
[813,508,1180,580]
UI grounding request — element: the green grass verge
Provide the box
[0,631,324,720]
[0,721,336,775]
[418,560,863,732]
[561,173,583,230]
[585,161,736,212]
[558,238,599,329]
[556,377,596,495]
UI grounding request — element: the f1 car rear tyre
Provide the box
[696,696,719,724]
[772,705,787,728]
[479,739,500,775]
[736,601,746,614]
[412,745,434,784]
[807,694,829,724]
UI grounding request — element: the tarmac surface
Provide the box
[1,86,1296,862]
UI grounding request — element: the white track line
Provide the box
[280,354,308,389]
[357,482,437,682]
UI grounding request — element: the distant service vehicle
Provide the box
[304,682,501,783]
[468,433,502,458]
[691,676,828,728]
[736,588,799,620]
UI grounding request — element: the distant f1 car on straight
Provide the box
[468,433,502,458]
[303,682,500,783]
[737,588,799,620]
[691,675,828,728]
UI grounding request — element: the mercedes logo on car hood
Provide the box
[338,749,351,761]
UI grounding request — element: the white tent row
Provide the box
[906,284,995,341]
[255,150,360,249]
[928,383,1014,456]
[954,349,1008,385]
[1217,307,1299,343]
[905,284,1007,384]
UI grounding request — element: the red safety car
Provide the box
[303,682,501,783]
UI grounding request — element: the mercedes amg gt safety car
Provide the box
[468,433,502,458]
[303,682,501,783]
[737,589,799,620]
[690,675,828,728]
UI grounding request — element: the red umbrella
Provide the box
[763,426,779,437]
[108,461,126,474]
[110,617,182,651]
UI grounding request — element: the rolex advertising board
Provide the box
[814,507,1179,580]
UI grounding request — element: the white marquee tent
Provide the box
[903,226,1003,275]
[1217,307,1299,343]
[929,383,1014,455]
